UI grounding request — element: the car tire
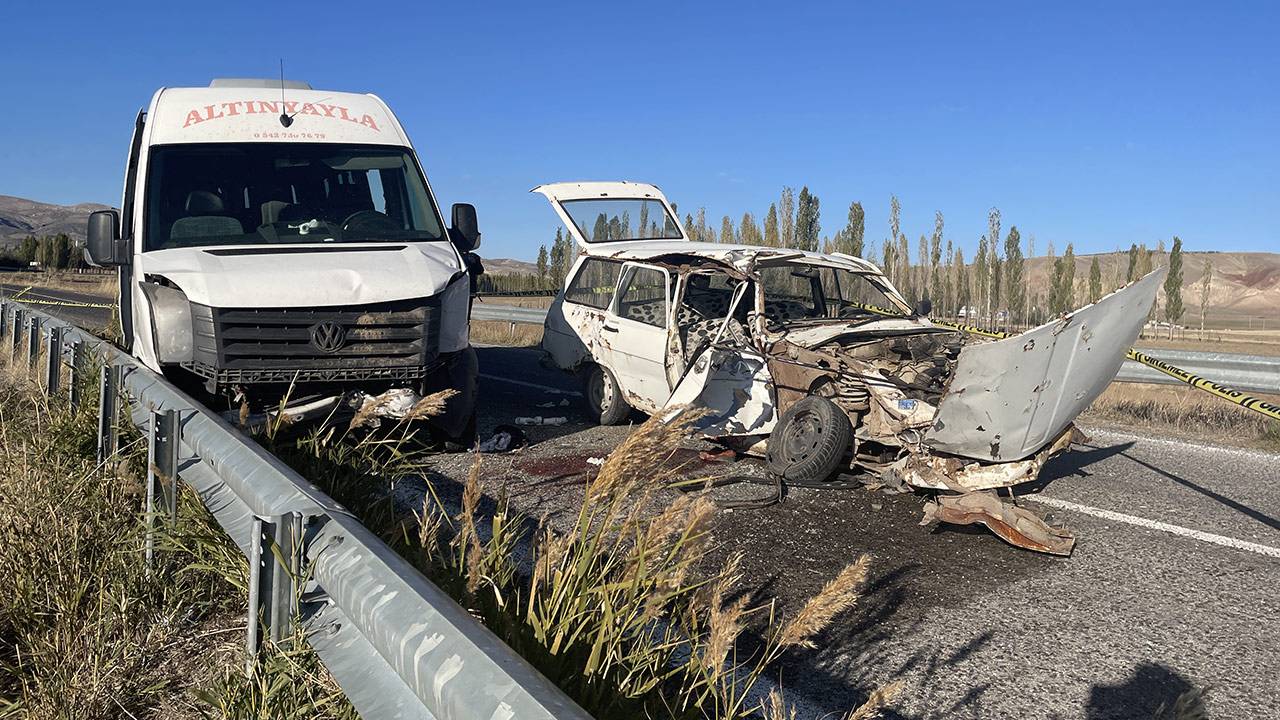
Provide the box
[583,364,631,426]
[766,395,852,483]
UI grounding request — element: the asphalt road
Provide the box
[0,282,114,330]
[462,346,1279,720]
[14,290,1280,719]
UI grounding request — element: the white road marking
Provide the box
[1028,495,1280,559]
[479,373,582,397]
[1087,426,1280,462]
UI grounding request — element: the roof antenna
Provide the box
[278,59,293,128]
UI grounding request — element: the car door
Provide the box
[600,262,672,413]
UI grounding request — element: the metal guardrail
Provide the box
[470,302,1280,395]
[0,298,591,720]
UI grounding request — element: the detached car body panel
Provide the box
[923,270,1164,463]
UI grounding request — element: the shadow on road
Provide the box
[1083,661,1205,720]
[731,562,1005,720]
[1121,449,1280,532]
[1019,440,1137,494]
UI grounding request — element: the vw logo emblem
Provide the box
[310,321,347,353]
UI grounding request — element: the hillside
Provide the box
[1025,251,1279,327]
[483,257,539,276]
[0,195,112,245]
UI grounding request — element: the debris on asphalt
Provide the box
[515,416,569,426]
[476,424,528,453]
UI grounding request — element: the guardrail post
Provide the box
[246,512,303,668]
[26,316,39,370]
[0,301,7,339]
[144,409,180,567]
[45,326,63,396]
[68,341,84,412]
[9,308,22,356]
[97,363,120,464]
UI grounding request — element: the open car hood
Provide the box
[923,269,1166,462]
[139,242,462,308]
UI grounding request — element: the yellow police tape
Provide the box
[3,286,114,310]
[925,317,1280,422]
[1126,348,1280,422]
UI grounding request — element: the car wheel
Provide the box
[583,364,631,426]
[766,395,852,482]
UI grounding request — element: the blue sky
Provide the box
[1,1,1275,261]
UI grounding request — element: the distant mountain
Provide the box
[1023,251,1280,323]
[482,257,539,276]
[0,195,113,245]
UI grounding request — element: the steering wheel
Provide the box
[341,210,399,235]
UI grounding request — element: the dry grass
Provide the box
[1135,334,1280,358]
[264,405,897,719]
[475,295,554,309]
[1,271,116,299]
[0,339,353,719]
[1083,382,1280,451]
[470,319,544,347]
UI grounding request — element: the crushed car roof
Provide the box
[577,240,888,275]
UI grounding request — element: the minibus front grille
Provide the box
[186,297,440,384]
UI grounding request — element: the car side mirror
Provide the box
[915,298,932,317]
[449,203,480,252]
[86,210,128,267]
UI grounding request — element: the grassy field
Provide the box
[0,270,116,297]
[1080,382,1280,451]
[0,348,354,719]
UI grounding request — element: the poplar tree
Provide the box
[795,187,821,251]
[897,233,912,300]
[929,211,944,305]
[1050,243,1076,314]
[985,212,1001,321]
[974,235,989,321]
[881,239,895,284]
[955,247,969,316]
[739,212,760,245]
[917,235,929,302]
[1199,259,1212,340]
[1088,256,1102,302]
[990,256,1003,325]
[549,228,569,285]
[720,216,735,244]
[837,201,865,256]
[1164,236,1184,338]
[943,238,954,316]
[779,187,795,249]
[764,204,780,247]
[1126,243,1139,281]
[1002,226,1025,325]
[536,245,548,286]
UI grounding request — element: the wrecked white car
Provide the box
[535,181,1164,555]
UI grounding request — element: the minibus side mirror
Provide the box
[86,210,128,266]
[449,203,481,252]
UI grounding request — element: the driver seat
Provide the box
[170,191,244,240]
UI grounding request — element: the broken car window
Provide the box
[565,258,622,309]
[144,143,445,250]
[559,199,681,242]
[759,264,906,327]
[615,265,668,327]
